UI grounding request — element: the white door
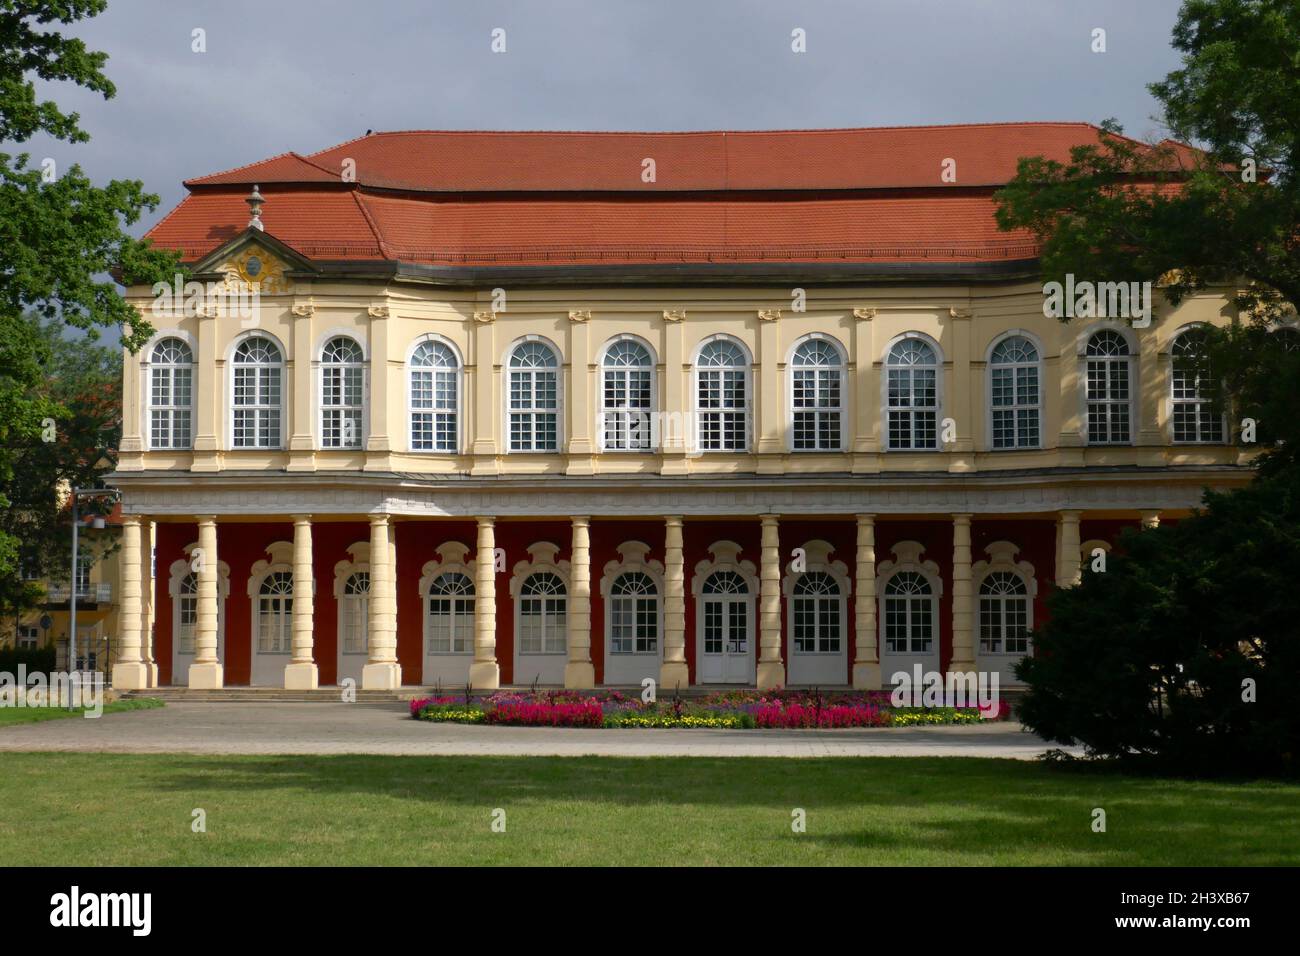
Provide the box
[251,571,293,686]
[698,594,753,684]
[879,571,940,684]
[171,573,225,685]
[336,571,369,687]
[787,572,848,685]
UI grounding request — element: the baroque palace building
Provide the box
[108,124,1254,692]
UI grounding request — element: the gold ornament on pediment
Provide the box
[223,245,291,295]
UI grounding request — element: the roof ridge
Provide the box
[309,121,1103,140]
[184,150,299,185]
[351,192,394,259]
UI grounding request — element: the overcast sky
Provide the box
[21,0,1188,232]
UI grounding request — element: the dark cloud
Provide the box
[17,0,1185,234]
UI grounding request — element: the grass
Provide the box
[1,751,1296,865]
[0,697,164,727]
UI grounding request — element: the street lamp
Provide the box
[68,487,118,710]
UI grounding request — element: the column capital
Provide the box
[951,512,973,523]
[475,515,496,527]
[292,513,313,523]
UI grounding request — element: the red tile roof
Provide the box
[147,123,1181,270]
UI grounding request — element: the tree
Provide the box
[1018,469,1300,776]
[0,0,180,580]
[997,0,1300,772]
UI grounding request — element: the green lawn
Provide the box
[0,698,163,727]
[1,752,1295,865]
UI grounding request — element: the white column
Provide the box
[659,516,689,690]
[284,515,318,689]
[469,517,500,689]
[111,516,149,689]
[189,516,223,688]
[1056,510,1082,587]
[141,518,158,687]
[362,515,401,689]
[851,514,880,688]
[564,516,595,688]
[948,514,976,674]
[757,514,785,689]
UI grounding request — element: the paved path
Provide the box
[0,702,1076,758]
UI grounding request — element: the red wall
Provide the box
[151,514,1138,686]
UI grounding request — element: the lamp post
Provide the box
[68,487,116,710]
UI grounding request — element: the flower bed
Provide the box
[410,688,1011,729]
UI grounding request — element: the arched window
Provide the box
[1085,330,1133,444]
[886,338,938,450]
[256,570,293,654]
[978,571,1030,655]
[695,339,749,452]
[791,571,841,653]
[232,336,283,449]
[149,337,193,450]
[410,339,459,452]
[883,571,933,653]
[989,335,1040,449]
[320,336,365,449]
[1171,328,1223,443]
[428,572,475,654]
[609,571,658,655]
[176,572,198,654]
[704,570,748,594]
[339,571,370,656]
[791,338,845,451]
[601,339,654,451]
[508,341,559,452]
[518,572,566,653]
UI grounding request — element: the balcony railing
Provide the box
[44,582,113,604]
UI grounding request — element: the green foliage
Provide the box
[1018,466,1300,776]
[0,0,181,582]
[0,640,55,675]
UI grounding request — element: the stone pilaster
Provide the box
[757,514,785,689]
[659,516,689,690]
[470,517,500,689]
[111,516,149,689]
[948,514,976,674]
[564,516,595,688]
[284,515,319,689]
[1056,510,1082,587]
[141,518,158,687]
[362,515,401,689]
[189,516,223,688]
[851,514,880,688]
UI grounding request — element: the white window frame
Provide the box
[146,335,195,450]
[782,541,850,656]
[876,542,943,658]
[318,334,367,451]
[1169,325,1225,444]
[788,334,847,452]
[422,546,476,657]
[228,332,286,450]
[509,543,571,679]
[597,335,658,452]
[407,334,463,454]
[882,332,943,452]
[692,334,752,453]
[504,336,562,453]
[600,542,665,660]
[972,542,1037,657]
[986,331,1043,450]
[1079,326,1137,446]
